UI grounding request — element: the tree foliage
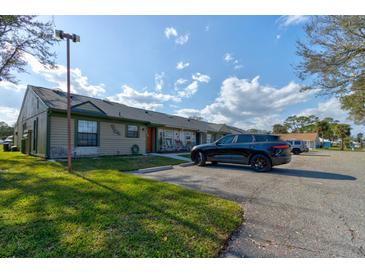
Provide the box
[283,115,319,133]
[333,123,351,150]
[272,124,288,134]
[297,16,365,124]
[0,121,13,139]
[0,15,57,83]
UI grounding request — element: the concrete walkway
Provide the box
[148,152,191,162]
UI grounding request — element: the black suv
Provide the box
[191,134,291,172]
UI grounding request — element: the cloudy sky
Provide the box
[0,15,363,134]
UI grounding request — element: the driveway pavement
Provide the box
[139,150,365,257]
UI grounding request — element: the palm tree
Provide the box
[333,124,351,150]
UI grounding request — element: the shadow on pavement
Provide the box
[204,164,356,181]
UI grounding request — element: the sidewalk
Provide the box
[148,152,191,162]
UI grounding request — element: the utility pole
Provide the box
[55,30,80,172]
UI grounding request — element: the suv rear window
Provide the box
[294,141,301,145]
[236,135,253,143]
[254,135,280,142]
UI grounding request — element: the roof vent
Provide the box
[145,110,149,114]
[187,119,190,122]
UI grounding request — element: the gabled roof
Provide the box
[29,85,246,134]
[276,132,319,141]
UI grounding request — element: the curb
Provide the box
[179,162,195,167]
[136,165,173,174]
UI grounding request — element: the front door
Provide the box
[146,127,154,153]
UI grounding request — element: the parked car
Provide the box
[2,135,13,152]
[191,134,291,172]
[286,140,308,154]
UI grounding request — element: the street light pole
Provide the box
[55,30,80,172]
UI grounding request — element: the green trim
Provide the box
[49,108,154,126]
[154,127,158,152]
[74,119,78,148]
[97,121,100,146]
[46,112,51,159]
[71,101,107,115]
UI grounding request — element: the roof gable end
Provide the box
[71,101,106,116]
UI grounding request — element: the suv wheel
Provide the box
[194,151,207,166]
[250,154,272,172]
[292,148,301,155]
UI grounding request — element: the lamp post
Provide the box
[55,30,80,172]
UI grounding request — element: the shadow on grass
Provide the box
[0,153,241,257]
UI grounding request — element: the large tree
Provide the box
[296,16,365,124]
[0,121,13,139]
[272,123,288,134]
[283,115,319,133]
[0,15,57,83]
[333,123,351,150]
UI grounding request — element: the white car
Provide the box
[286,140,309,154]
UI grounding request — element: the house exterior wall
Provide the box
[14,88,48,157]
[156,127,197,152]
[49,115,147,158]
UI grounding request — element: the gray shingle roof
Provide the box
[30,85,245,134]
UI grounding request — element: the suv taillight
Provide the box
[272,145,289,149]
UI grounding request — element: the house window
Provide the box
[126,125,139,138]
[206,133,212,143]
[77,120,98,146]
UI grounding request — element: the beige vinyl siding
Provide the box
[99,122,146,155]
[49,116,75,158]
[49,116,146,158]
[14,88,48,156]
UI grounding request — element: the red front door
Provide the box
[146,127,153,153]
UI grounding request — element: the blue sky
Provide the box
[0,15,363,134]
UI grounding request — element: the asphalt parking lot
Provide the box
[140,150,365,257]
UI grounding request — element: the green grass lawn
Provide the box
[67,154,186,172]
[0,151,242,257]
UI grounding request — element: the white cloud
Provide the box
[299,97,347,120]
[224,52,243,70]
[175,34,189,45]
[24,54,106,97]
[154,72,165,92]
[278,16,309,27]
[176,61,190,70]
[175,76,311,130]
[224,53,234,62]
[0,106,19,125]
[276,34,281,40]
[205,25,210,32]
[177,73,210,98]
[164,27,178,39]
[0,82,27,116]
[107,85,180,111]
[175,108,202,119]
[174,78,188,90]
[192,72,210,83]
[164,27,189,45]
[0,81,26,93]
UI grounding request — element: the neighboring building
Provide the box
[276,132,320,150]
[14,85,246,158]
